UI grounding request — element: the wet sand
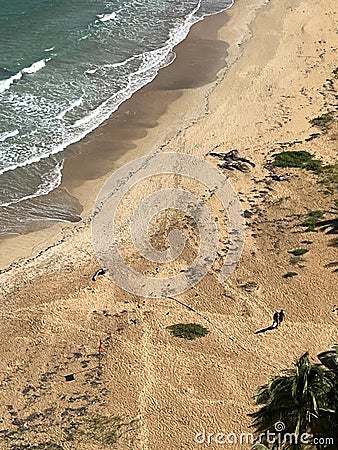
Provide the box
[0,9,230,268]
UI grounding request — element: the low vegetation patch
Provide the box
[83,415,124,445]
[271,150,338,188]
[301,210,324,232]
[288,248,309,256]
[11,444,64,450]
[283,272,298,279]
[272,151,323,173]
[167,323,209,340]
[310,112,334,128]
[319,164,338,187]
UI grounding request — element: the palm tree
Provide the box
[250,352,333,449]
[326,374,338,447]
[316,345,338,448]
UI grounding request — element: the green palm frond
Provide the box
[250,350,337,449]
[252,444,270,450]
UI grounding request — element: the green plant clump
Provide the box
[272,151,323,173]
[288,248,309,256]
[283,272,298,279]
[301,210,324,232]
[310,112,334,128]
[167,323,209,340]
[319,164,338,187]
[85,415,123,445]
[11,444,64,450]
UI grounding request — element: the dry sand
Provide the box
[0,0,337,448]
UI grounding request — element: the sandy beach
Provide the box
[0,0,337,448]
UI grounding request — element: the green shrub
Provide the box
[272,151,323,173]
[85,415,123,445]
[288,248,309,256]
[310,113,334,128]
[167,323,209,340]
[301,210,324,232]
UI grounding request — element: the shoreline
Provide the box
[0,6,231,269]
[0,0,265,269]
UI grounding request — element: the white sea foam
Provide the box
[85,68,97,75]
[0,129,19,142]
[70,3,202,128]
[57,97,83,120]
[71,54,171,130]
[97,12,117,22]
[0,160,64,207]
[0,72,22,94]
[15,0,204,156]
[44,46,55,52]
[0,58,50,94]
[22,59,48,74]
[70,107,99,129]
[102,54,139,71]
[70,2,204,131]
[0,0,234,179]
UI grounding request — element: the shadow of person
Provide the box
[254,325,277,334]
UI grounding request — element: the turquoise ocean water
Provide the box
[0,0,233,234]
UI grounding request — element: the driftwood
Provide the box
[209,149,255,173]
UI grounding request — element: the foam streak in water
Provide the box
[0,58,50,94]
[97,12,117,22]
[0,72,22,94]
[0,160,64,207]
[57,97,83,120]
[22,59,48,74]
[0,129,19,142]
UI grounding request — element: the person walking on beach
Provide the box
[272,311,279,328]
[272,309,285,329]
[279,309,285,326]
